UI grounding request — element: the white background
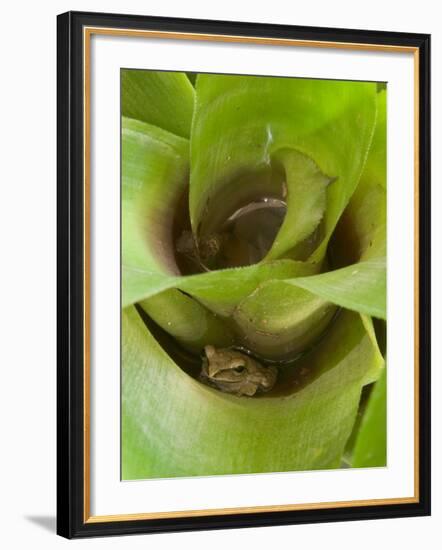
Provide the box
[0,0,439,548]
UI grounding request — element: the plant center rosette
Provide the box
[122,70,387,479]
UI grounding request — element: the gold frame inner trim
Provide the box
[83,26,421,524]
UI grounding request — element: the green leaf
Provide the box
[342,314,385,467]
[265,149,330,260]
[233,281,335,360]
[139,289,234,352]
[189,74,377,261]
[331,90,386,264]
[359,89,386,190]
[352,367,387,467]
[337,179,386,262]
[288,258,386,320]
[126,257,315,313]
[231,256,386,359]
[122,306,383,479]
[122,116,189,307]
[122,70,195,138]
[177,259,316,317]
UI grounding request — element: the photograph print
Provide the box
[121,69,387,481]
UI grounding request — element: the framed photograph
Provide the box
[57,11,431,538]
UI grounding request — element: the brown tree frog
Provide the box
[200,345,277,397]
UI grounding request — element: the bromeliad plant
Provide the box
[122,70,387,479]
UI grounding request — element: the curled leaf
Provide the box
[122,306,383,479]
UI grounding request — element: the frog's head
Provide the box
[202,345,277,396]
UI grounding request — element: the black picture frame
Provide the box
[57,10,431,539]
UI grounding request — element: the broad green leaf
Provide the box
[288,258,386,320]
[352,367,387,467]
[139,289,234,352]
[126,257,316,313]
[265,149,330,260]
[342,315,384,467]
[190,75,377,261]
[337,179,386,262]
[331,90,386,264]
[329,179,386,264]
[122,306,383,479]
[122,116,189,307]
[360,314,385,362]
[122,70,195,138]
[177,259,316,317]
[233,281,335,360]
[232,258,385,360]
[359,89,386,190]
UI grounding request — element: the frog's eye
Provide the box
[233,365,246,374]
[230,359,247,374]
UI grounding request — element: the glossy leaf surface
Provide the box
[122,307,383,479]
[352,368,387,467]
